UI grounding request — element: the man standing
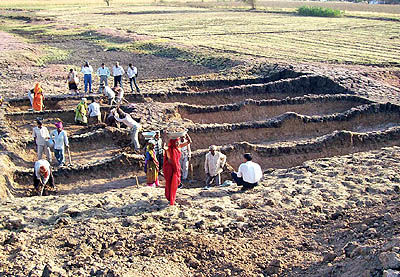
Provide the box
[204,145,226,190]
[32,119,52,162]
[88,98,101,125]
[127,63,140,93]
[50,122,69,166]
[81,61,93,94]
[231,153,262,192]
[180,134,192,184]
[114,108,141,151]
[33,159,54,196]
[112,62,125,88]
[154,131,163,173]
[96,63,110,89]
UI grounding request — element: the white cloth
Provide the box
[112,65,125,76]
[28,90,34,106]
[127,66,137,78]
[103,86,115,99]
[180,144,191,159]
[114,112,140,129]
[88,102,101,117]
[81,65,93,75]
[96,67,110,76]
[50,130,69,150]
[205,151,226,176]
[33,126,50,146]
[116,88,124,102]
[237,161,262,184]
[34,159,51,184]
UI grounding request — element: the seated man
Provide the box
[231,153,262,192]
[204,145,226,190]
[33,159,55,196]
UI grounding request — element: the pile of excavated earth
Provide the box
[1,65,400,276]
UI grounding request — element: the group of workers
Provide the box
[32,119,69,195]
[143,131,262,206]
[27,68,262,202]
[67,61,140,95]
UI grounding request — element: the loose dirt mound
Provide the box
[1,147,400,276]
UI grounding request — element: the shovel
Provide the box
[67,147,73,166]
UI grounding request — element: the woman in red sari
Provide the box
[163,135,191,206]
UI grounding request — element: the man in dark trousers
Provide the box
[231,153,262,192]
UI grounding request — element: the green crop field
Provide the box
[0,0,399,67]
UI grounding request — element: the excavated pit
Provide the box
[13,153,145,197]
[188,126,400,184]
[2,70,399,198]
[187,103,400,150]
[178,95,370,124]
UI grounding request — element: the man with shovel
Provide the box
[33,159,55,196]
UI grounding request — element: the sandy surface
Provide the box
[1,147,400,276]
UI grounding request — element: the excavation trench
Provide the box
[13,153,144,197]
[5,75,348,112]
[182,69,304,92]
[187,103,400,150]
[179,95,370,124]
[188,127,400,184]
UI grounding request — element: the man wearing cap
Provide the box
[33,159,54,196]
[50,122,69,166]
[32,119,52,162]
[96,63,110,88]
[204,145,226,190]
[231,153,262,192]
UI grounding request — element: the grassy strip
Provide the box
[297,6,343,17]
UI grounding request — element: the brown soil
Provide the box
[189,112,400,150]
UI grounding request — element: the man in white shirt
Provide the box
[114,108,141,151]
[231,153,262,192]
[88,98,101,125]
[33,159,54,196]
[112,62,125,88]
[127,63,140,93]
[50,122,69,166]
[81,61,93,94]
[180,134,192,185]
[96,63,110,89]
[102,85,116,105]
[32,119,52,162]
[204,145,226,190]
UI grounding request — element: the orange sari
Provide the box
[33,83,44,112]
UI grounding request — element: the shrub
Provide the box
[297,6,343,17]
